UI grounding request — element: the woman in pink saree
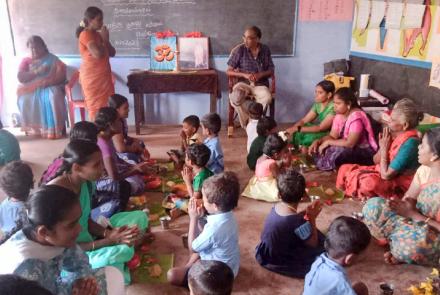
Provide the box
[309,87,378,171]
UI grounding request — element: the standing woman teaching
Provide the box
[76,6,116,121]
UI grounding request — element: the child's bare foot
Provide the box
[383,251,400,265]
[170,208,184,220]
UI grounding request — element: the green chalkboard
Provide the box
[7,0,296,56]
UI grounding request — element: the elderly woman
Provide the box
[309,87,378,171]
[337,99,422,200]
[17,36,67,139]
[362,127,440,266]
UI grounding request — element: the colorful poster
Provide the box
[351,0,440,68]
[150,36,177,71]
[402,4,427,29]
[299,0,354,21]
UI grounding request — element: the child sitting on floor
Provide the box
[169,115,202,169]
[182,144,214,199]
[0,161,33,241]
[188,260,234,295]
[247,116,277,170]
[167,172,240,287]
[109,94,150,163]
[0,185,125,295]
[243,133,291,202]
[303,216,371,295]
[246,101,264,152]
[256,168,324,278]
[201,113,224,174]
[168,144,213,218]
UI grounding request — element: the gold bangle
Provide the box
[103,229,108,238]
[92,241,95,251]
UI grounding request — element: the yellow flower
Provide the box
[431,268,439,277]
[408,285,423,295]
[420,281,433,292]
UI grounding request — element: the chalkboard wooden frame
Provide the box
[7,0,297,57]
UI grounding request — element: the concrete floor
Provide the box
[5,124,431,295]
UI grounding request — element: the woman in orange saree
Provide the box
[17,36,67,139]
[77,6,115,121]
[337,99,422,200]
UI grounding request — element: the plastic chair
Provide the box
[65,70,86,127]
[65,70,115,127]
[227,44,276,137]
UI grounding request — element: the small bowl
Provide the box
[159,216,171,230]
[379,283,394,295]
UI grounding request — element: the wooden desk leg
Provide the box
[134,93,142,135]
[140,94,145,124]
[210,93,217,113]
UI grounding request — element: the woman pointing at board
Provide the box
[76,6,116,121]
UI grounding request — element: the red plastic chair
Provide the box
[65,70,115,127]
[65,70,86,127]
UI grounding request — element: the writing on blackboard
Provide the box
[101,0,196,6]
[113,7,152,17]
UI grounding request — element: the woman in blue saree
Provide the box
[17,36,67,139]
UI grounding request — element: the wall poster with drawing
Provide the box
[350,0,440,68]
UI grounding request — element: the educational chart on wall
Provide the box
[350,0,440,68]
[299,0,354,21]
[7,0,296,56]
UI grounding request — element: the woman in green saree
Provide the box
[48,140,148,284]
[286,80,336,154]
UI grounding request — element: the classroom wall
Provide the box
[0,20,352,126]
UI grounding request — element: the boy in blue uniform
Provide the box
[303,216,371,295]
[167,172,240,287]
[0,161,33,241]
[201,113,224,174]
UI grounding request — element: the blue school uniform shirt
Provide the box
[303,253,356,295]
[204,137,224,174]
[0,199,27,240]
[191,211,240,276]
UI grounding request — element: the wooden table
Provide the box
[127,69,221,135]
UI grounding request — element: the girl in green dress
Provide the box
[286,80,336,154]
[48,140,148,284]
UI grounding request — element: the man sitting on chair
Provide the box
[227,26,274,129]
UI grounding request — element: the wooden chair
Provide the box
[227,45,276,137]
[65,70,115,127]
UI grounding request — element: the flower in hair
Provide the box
[79,20,86,28]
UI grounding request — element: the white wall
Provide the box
[1,20,352,126]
